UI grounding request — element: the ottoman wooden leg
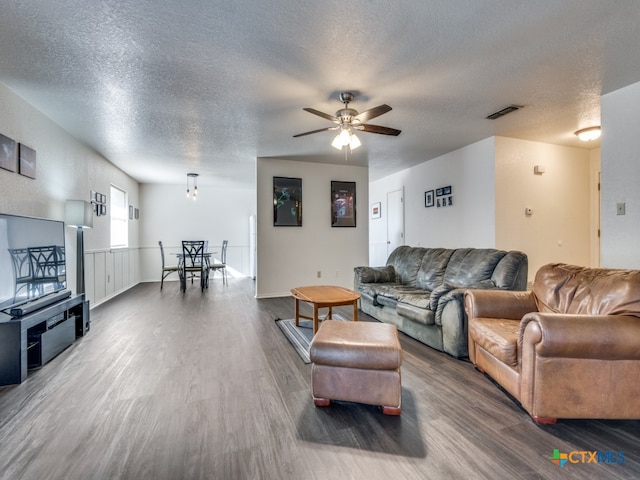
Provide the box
[313,397,331,407]
[382,405,402,416]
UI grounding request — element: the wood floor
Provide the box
[0,278,638,480]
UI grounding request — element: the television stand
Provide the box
[0,293,89,385]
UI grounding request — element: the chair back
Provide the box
[28,246,65,282]
[220,240,228,264]
[159,241,168,268]
[182,240,205,269]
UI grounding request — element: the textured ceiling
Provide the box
[1,1,640,189]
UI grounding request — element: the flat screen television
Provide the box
[0,213,67,312]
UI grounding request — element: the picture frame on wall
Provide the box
[18,144,36,179]
[425,190,434,207]
[129,205,134,219]
[134,208,139,219]
[0,133,17,172]
[273,176,302,226]
[371,202,381,219]
[331,180,356,227]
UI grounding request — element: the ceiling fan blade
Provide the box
[357,124,401,136]
[354,104,392,123]
[293,126,337,138]
[303,107,338,122]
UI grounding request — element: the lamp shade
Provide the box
[65,200,93,229]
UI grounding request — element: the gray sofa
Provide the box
[354,246,528,357]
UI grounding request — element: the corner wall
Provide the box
[256,158,368,298]
[601,81,640,269]
[0,82,140,306]
[138,183,256,282]
[495,137,592,278]
[368,138,496,266]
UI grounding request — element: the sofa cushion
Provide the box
[444,248,507,287]
[469,317,520,367]
[415,248,455,291]
[387,246,429,287]
[533,264,640,317]
[354,265,396,284]
[396,302,435,325]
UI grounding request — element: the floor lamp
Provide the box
[65,200,93,295]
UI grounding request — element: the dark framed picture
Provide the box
[100,204,107,216]
[443,185,452,195]
[0,133,17,172]
[129,205,134,219]
[134,208,139,219]
[18,144,36,179]
[331,181,356,227]
[273,176,302,226]
[435,188,444,197]
[425,190,434,207]
[448,196,453,206]
[371,202,381,219]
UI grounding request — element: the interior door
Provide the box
[387,188,405,257]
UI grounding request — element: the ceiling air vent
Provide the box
[485,105,522,120]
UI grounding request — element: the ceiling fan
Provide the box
[293,92,401,150]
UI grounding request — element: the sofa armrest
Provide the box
[464,289,536,321]
[520,313,640,360]
[354,265,396,284]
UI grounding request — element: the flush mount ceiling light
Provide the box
[575,126,601,142]
[186,172,199,200]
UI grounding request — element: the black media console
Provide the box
[0,293,89,386]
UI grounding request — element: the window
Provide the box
[110,185,128,248]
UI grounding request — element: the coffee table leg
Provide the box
[313,303,319,335]
[353,300,358,322]
[327,306,333,319]
[294,298,300,327]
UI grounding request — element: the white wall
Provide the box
[495,137,593,279]
[368,138,496,266]
[138,183,256,282]
[601,81,640,269]
[0,82,140,306]
[256,158,369,298]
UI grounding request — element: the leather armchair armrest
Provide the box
[520,313,640,360]
[464,289,536,321]
[353,265,396,284]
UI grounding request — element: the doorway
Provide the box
[387,188,405,257]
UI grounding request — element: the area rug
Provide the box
[275,314,346,364]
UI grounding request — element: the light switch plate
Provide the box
[617,203,626,215]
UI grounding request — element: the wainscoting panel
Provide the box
[85,248,140,307]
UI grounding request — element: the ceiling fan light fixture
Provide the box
[349,132,361,150]
[331,133,344,150]
[575,126,601,141]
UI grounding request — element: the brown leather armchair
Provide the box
[464,263,640,424]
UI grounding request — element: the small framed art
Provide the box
[273,176,302,226]
[0,133,17,172]
[425,190,434,207]
[18,144,36,179]
[371,202,381,219]
[331,181,356,227]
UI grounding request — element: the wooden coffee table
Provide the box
[290,285,361,335]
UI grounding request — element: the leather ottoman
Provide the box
[309,320,403,415]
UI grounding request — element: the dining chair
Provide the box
[159,241,179,290]
[180,240,208,292]
[209,240,228,286]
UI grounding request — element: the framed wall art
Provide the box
[18,144,36,179]
[273,176,302,226]
[371,202,381,219]
[331,181,356,227]
[0,133,17,172]
[425,190,434,207]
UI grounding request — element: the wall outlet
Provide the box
[317,271,321,278]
